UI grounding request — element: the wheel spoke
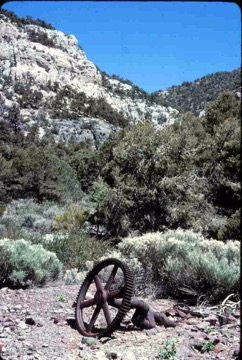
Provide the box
[80,297,96,309]
[107,288,124,299]
[87,304,102,332]
[94,275,103,291]
[102,301,112,325]
[104,265,119,290]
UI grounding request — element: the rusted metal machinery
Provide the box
[74,258,176,338]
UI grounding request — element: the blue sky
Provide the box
[2,1,241,93]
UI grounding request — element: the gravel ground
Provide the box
[0,281,240,360]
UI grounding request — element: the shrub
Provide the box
[45,231,110,271]
[27,29,56,47]
[53,205,87,232]
[0,239,62,288]
[104,229,240,303]
[0,216,26,240]
[1,9,55,30]
[63,268,86,285]
[201,339,215,353]
[0,199,65,240]
[0,204,6,216]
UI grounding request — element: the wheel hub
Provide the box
[94,289,108,303]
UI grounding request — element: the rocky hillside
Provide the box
[0,10,178,146]
[153,68,241,116]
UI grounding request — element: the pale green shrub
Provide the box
[0,199,65,239]
[0,238,62,288]
[105,229,240,303]
[63,268,86,285]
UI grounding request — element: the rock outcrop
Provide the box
[0,11,179,146]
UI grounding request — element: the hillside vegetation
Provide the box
[0,91,240,301]
[0,10,240,303]
[153,68,241,115]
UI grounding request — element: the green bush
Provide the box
[0,204,6,216]
[46,231,110,271]
[157,339,177,360]
[0,239,62,288]
[27,29,56,48]
[104,229,240,303]
[53,205,87,232]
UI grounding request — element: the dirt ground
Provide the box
[0,281,240,360]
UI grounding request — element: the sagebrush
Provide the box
[0,238,62,288]
[104,229,240,303]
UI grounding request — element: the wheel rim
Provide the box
[75,258,133,338]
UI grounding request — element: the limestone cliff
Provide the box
[0,10,178,145]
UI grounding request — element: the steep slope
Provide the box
[0,10,178,146]
[153,68,241,116]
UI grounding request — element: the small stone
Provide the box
[37,319,45,327]
[0,333,8,338]
[51,317,59,324]
[23,341,34,349]
[190,326,198,332]
[121,350,137,360]
[219,336,229,345]
[142,328,158,336]
[204,314,217,326]
[13,304,23,311]
[16,289,24,293]
[25,316,36,325]
[17,336,26,341]
[186,318,199,325]
[0,288,8,293]
[189,337,205,351]
[212,343,225,353]
[106,351,118,359]
[18,321,28,330]
[58,320,67,326]
[42,343,49,348]
[4,327,13,334]
[232,310,240,319]
[196,321,210,331]
[53,309,64,314]
[100,337,114,344]
[1,306,8,312]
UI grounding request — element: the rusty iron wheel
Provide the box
[75,258,133,338]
